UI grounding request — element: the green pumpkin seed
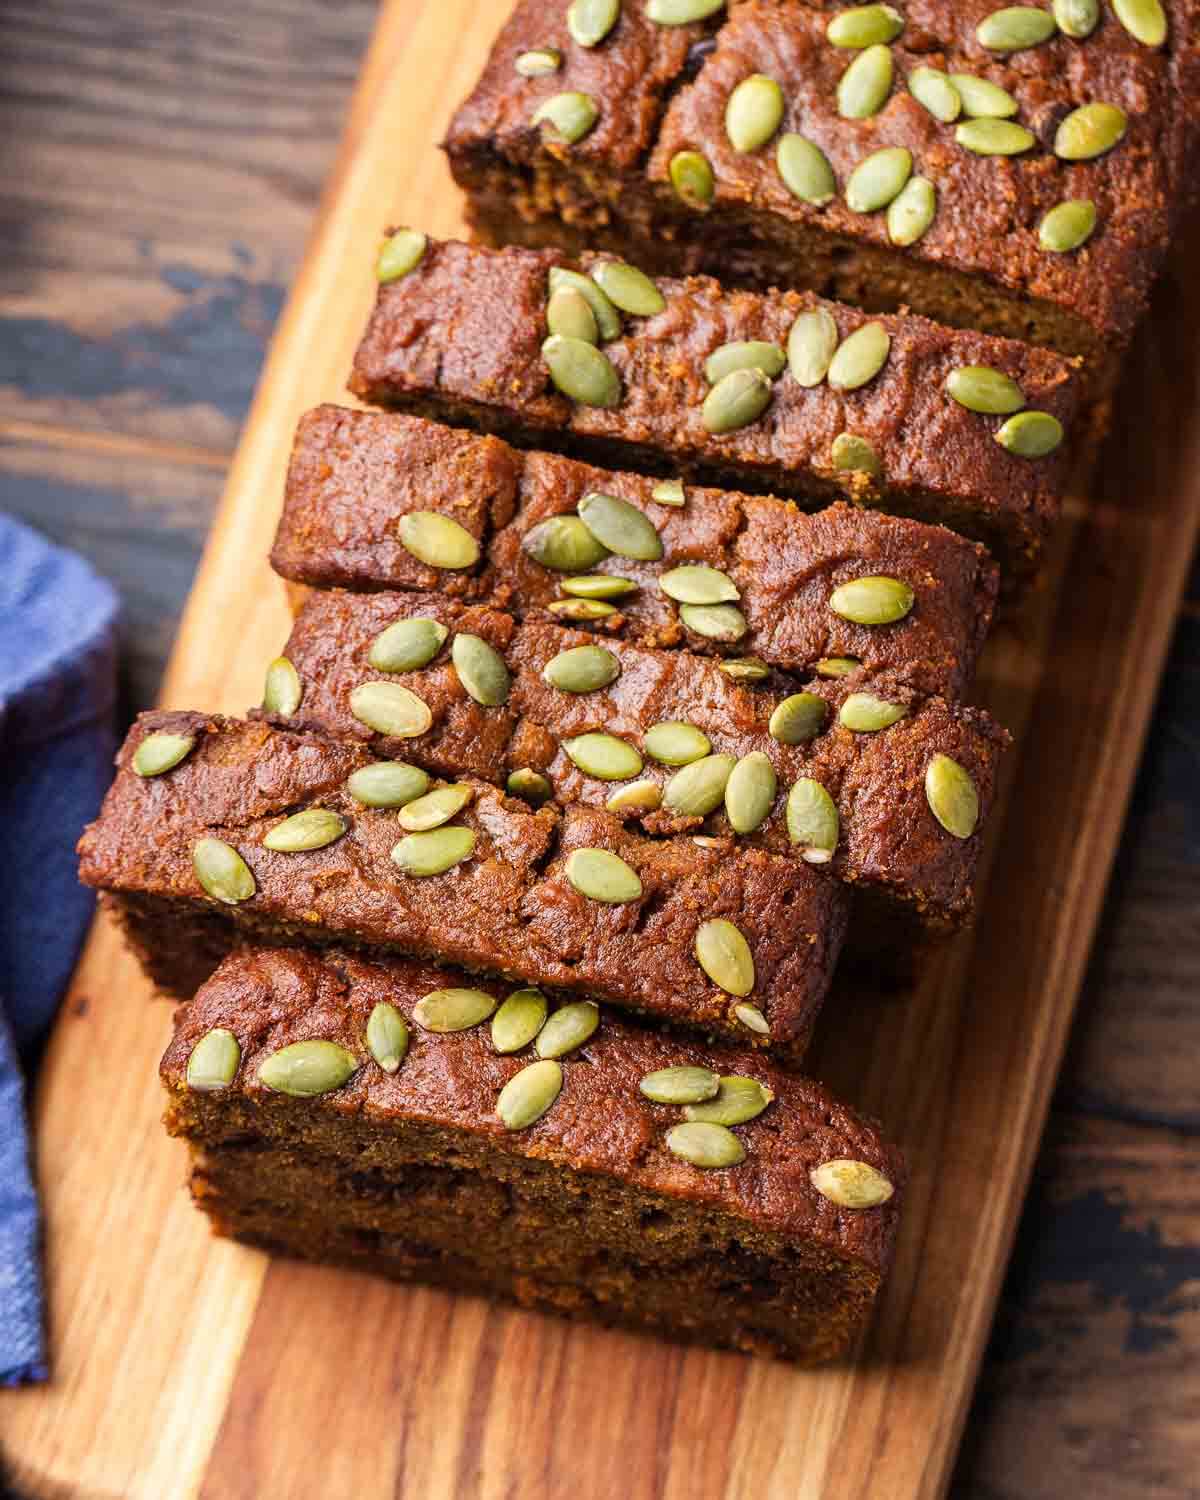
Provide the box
[831,433,882,477]
[837,43,893,119]
[684,1075,774,1125]
[640,1066,721,1104]
[659,564,739,604]
[719,656,770,682]
[815,656,860,677]
[994,409,1064,457]
[515,47,562,76]
[652,477,686,506]
[397,511,480,569]
[704,340,787,386]
[567,0,620,47]
[827,322,890,390]
[664,753,736,815]
[788,307,840,387]
[258,1040,358,1097]
[1053,0,1099,37]
[666,1121,746,1167]
[391,825,477,876]
[565,846,643,902]
[669,149,716,206]
[452,633,511,706]
[366,1002,409,1073]
[702,366,773,433]
[785,778,839,862]
[725,752,777,834]
[547,285,600,344]
[578,491,663,560]
[949,74,1019,118]
[492,988,549,1054]
[644,721,713,765]
[523,513,610,571]
[376,228,427,283]
[543,334,621,406]
[733,1002,770,1035]
[907,67,961,122]
[1054,102,1127,160]
[839,692,908,731]
[563,731,644,780]
[549,598,618,621]
[887,175,937,246]
[536,1001,600,1058]
[397,783,475,832]
[532,91,599,144]
[132,731,195,778]
[694,917,755,995]
[548,267,623,341]
[679,602,748,641]
[497,1058,563,1130]
[955,118,1035,155]
[977,6,1057,50]
[646,0,726,20]
[810,1158,895,1207]
[187,1028,241,1092]
[845,146,912,214]
[263,809,347,852]
[413,987,497,1032]
[828,3,904,47]
[945,365,1025,415]
[561,573,638,599]
[346,760,430,808]
[830,574,915,625]
[193,838,255,904]
[1113,0,1167,44]
[507,767,554,805]
[606,779,662,812]
[725,73,784,153]
[350,681,433,738]
[368,617,449,673]
[591,259,665,317]
[1038,198,1098,252]
[925,752,980,838]
[542,643,621,693]
[262,656,302,717]
[769,691,828,744]
[776,133,837,205]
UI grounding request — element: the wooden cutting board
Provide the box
[4,2,1199,1495]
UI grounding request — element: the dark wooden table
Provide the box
[1,3,1196,1495]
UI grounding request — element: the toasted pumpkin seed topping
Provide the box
[664,753,736,815]
[1054,102,1127,160]
[644,720,713,765]
[547,284,600,344]
[831,432,882,477]
[492,988,549,1054]
[837,43,893,119]
[839,692,908,731]
[907,67,961,122]
[925,753,981,838]
[828,4,904,47]
[258,1040,358,1097]
[391,825,477,877]
[543,642,621,693]
[886,175,936,246]
[704,340,787,385]
[532,90,599,144]
[788,306,840,387]
[497,1059,563,1130]
[949,73,1019,118]
[535,1000,600,1058]
[452,633,511,707]
[815,655,860,678]
[733,1001,770,1035]
[561,573,638,599]
[956,118,1036,155]
[549,266,623,341]
[132,731,195,778]
[262,809,347,852]
[414,987,497,1032]
[827,322,890,390]
[719,656,770,682]
[578,490,663,560]
[725,73,785,153]
[187,1028,241,1092]
[350,681,433,739]
[845,146,912,213]
[1053,0,1099,37]
[769,691,828,744]
[368,617,449,673]
[567,0,620,48]
[591,259,666,317]
[376,228,427,284]
[193,838,255,904]
[694,917,755,996]
[565,846,643,902]
[669,149,716,206]
[397,511,480,569]
[1038,198,1098,252]
[702,366,773,433]
[563,731,644,780]
[640,1066,721,1104]
[397,783,475,832]
[543,334,621,406]
[977,6,1058,51]
[515,47,563,76]
[507,767,554,805]
[725,751,777,834]
[667,1120,746,1168]
[367,1003,409,1073]
[262,655,302,717]
[785,778,839,862]
[606,778,663,813]
[945,365,1026,415]
[830,574,914,625]
[652,477,686,506]
[1113,0,1167,45]
[777,133,837,204]
[646,0,725,20]
[679,602,749,641]
[659,564,739,604]
[684,1075,774,1125]
[994,410,1064,457]
[810,1158,895,1208]
[347,760,429,808]
[524,513,610,571]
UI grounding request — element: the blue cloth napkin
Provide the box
[0,514,119,1386]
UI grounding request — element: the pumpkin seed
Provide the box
[578,490,663,560]
[561,573,638,599]
[563,732,644,780]
[536,1001,600,1058]
[994,409,1064,456]
[606,779,663,812]
[945,365,1025,415]
[258,1040,358,1097]
[350,681,433,738]
[547,285,600,344]
[263,809,347,852]
[725,751,777,833]
[492,988,549,1054]
[837,43,893,119]
[187,1028,241,1092]
[532,90,599,143]
[515,47,562,76]
[368,617,449,673]
[591,259,666,317]
[1113,0,1167,44]
[664,753,736,815]
[702,367,772,433]
[397,511,479,569]
[376,228,427,283]
[543,334,621,406]
[549,598,618,621]
[366,1002,409,1073]
[907,67,961,122]
[507,767,554,805]
[644,721,712,765]
[887,175,937,246]
[830,574,914,624]
[955,118,1036,155]
[679,602,748,641]
[949,73,1019,118]
[132,731,195,777]
[667,1121,746,1167]
[261,655,302,718]
[567,0,619,47]
[719,656,771,682]
[788,307,840,387]
[391,825,477,876]
[524,513,610,571]
[733,1002,770,1035]
[827,322,890,390]
[815,656,860,677]
[397,783,475,832]
[651,477,686,506]
[768,692,828,744]
[694,917,755,995]
[497,1059,563,1129]
[827,3,904,47]
[704,340,787,385]
[565,846,643,902]
[839,692,908,730]
[1038,198,1098,252]
[669,149,716,206]
[346,760,430,807]
[548,267,623,341]
[831,432,882,477]
[640,1066,721,1104]
[646,0,726,19]
[810,1158,895,1208]
[725,73,784,153]
[785,778,839,862]
[776,132,837,205]
[1053,0,1099,37]
[413,987,497,1032]
[977,5,1057,49]
[846,146,911,213]
[193,838,255,904]
[452,633,511,706]
[542,643,621,693]
[659,564,739,604]
[1054,102,1127,160]
[925,752,980,839]
[684,1075,774,1125]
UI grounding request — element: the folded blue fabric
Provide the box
[0,514,119,1386]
